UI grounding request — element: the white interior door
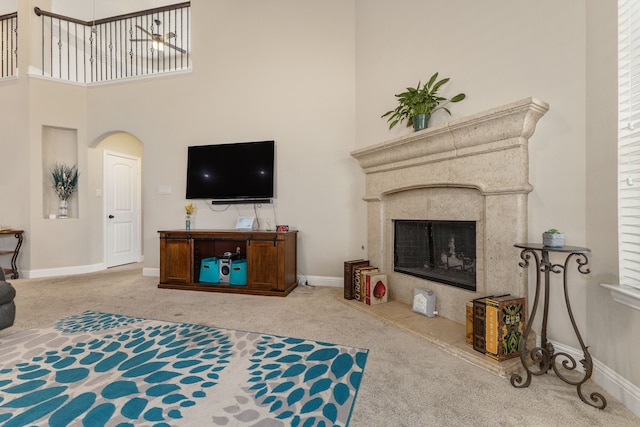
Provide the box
[105,151,141,267]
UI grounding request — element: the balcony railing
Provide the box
[34,2,190,84]
[0,12,18,79]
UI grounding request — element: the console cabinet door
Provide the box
[247,239,279,290]
[160,237,192,285]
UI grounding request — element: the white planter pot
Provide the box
[542,232,564,247]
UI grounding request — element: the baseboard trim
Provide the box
[140,271,341,285]
[297,275,342,287]
[592,354,640,417]
[26,263,107,279]
[142,271,337,285]
[547,339,640,417]
[143,267,160,277]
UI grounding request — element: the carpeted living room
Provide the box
[1,0,640,426]
[0,264,638,426]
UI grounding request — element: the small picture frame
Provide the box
[276,225,289,232]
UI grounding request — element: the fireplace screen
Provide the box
[394,220,476,291]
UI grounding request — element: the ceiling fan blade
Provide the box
[135,25,154,38]
[164,32,176,40]
[163,41,186,54]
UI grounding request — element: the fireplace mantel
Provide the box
[351,97,549,324]
[352,97,549,198]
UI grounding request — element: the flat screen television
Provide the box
[186,140,275,203]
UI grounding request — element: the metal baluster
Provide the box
[82,25,86,83]
[128,19,133,77]
[89,24,94,83]
[101,23,105,82]
[58,17,62,79]
[31,3,191,83]
[13,16,17,77]
[2,18,5,77]
[74,22,78,82]
[118,19,123,79]
[186,9,191,67]
[42,18,53,76]
[65,20,69,80]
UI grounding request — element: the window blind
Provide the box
[619,0,640,289]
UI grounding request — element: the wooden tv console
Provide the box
[158,229,298,297]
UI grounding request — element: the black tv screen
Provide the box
[186,140,275,202]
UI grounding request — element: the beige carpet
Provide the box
[2,264,639,426]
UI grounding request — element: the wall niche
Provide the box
[42,126,79,219]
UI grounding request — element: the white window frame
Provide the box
[618,0,640,290]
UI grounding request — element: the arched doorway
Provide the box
[93,132,144,268]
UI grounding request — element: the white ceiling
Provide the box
[53,0,178,21]
[0,1,178,20]
[0,1,17,15]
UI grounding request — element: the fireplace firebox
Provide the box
[394,220,476,291]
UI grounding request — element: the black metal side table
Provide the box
[510,243,606,410]
[0,230,23,279]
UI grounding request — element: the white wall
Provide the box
[10,0,359,276]
[28,78,92,269]
[585,0,640,390]
[0,80,29,264]
[85,0,360,276]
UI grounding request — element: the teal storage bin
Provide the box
[229,259,247,286]
[200,257,220,284]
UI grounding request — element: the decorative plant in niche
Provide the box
[51,163,79,200]
[51,163,79,218]
[381,72,466,131]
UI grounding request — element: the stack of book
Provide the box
[466,294,526,361]
[343,259,388,305]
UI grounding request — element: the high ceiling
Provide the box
[0,1,17,15]
[0,1,179,20]
[53,0,179,20]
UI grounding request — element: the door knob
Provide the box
[108,215,114,219]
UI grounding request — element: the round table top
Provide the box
[514,243,590,253]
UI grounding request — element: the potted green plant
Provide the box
[542,228,564,247]
[381,72,466,131]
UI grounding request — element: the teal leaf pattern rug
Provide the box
[0,311,368,426]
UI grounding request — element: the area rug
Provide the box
[0,311,369,427]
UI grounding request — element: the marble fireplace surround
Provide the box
[351,97,549,325]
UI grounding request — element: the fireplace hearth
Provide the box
[394,220,476,291]
[351,97,549,324]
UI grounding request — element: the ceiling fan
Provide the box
[130,19,186,54]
